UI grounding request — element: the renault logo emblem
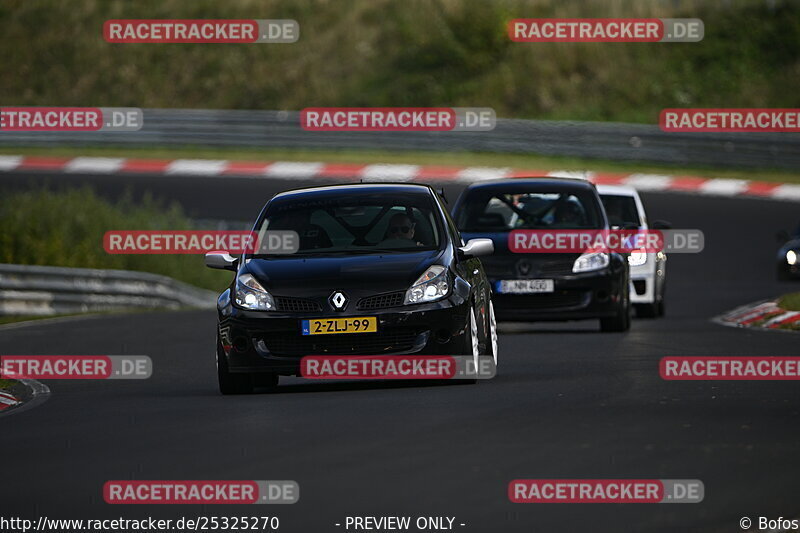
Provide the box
[329,291,348,311]
[517,259,532,277]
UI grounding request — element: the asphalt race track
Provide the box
[1,171,799,532]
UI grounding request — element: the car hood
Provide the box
[243,250,443,294]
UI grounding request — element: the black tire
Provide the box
[634,303,658,319]
[217,337,254,395]
[656,286,666,316]
[656,276,666,317]
[600,275,631,332]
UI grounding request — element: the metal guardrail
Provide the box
[1,109,799,170]
[0,263,217,316]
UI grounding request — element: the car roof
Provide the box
[272,182,436,200]
[463,177,598,193]
[595,184,641,198]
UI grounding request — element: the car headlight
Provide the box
[405,265,449,304]
[628,249,648,267]
[573,252,610,273]
[234,273,276,310]
[788,250,798,266]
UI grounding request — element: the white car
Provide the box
[597,185,667,318]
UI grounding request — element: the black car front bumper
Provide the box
[490,267,625,321]
[217,296,473,375]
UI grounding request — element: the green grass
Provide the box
[0,187,231,292]
[0,379,14,390]
[3,145,800,184]
[778,293,800,312]
[0,0,798,123]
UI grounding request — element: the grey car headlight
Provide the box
[234,273,276,310]
[788,250,797,266]
[405,265,449,304]
[573,251,610,273]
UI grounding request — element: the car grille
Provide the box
[536,259,576,276]
[494,290,589,310]
[481,257,577,278]
[357,291,404,310]
[275,296,322,313]
[260,328,423,356]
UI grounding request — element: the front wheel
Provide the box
[656,278,666,317]
[600,278,631,332]
[217,337,254,395]
[460,307,480,384]
[634,302,658,319]
[486,301,499,375]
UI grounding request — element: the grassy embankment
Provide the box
[0,0,797,123]
[0,187,231,293]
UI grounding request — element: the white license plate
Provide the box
[497,279,554,294]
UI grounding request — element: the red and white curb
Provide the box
[1,155,800,201]
[0,379,50,417]
[0,390,21,411]
[715,300,800,331]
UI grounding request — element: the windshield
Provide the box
[457,190,603,232]
[600,194,642,228]
[252,191,443,256]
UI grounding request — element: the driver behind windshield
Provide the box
[553,201,585,227]
[382,213,422,247]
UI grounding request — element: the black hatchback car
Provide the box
[206,183,496,394]
[452,178,630,332]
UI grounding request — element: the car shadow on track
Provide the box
[498,322,600,334]
[247,378,479,395]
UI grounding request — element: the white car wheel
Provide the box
[470,308,479,372]
[489,301,498,367]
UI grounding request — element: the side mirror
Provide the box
[651,220,672,230]
[776,230,790,243]
[205,251,238,271]
[459,238,494,258]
